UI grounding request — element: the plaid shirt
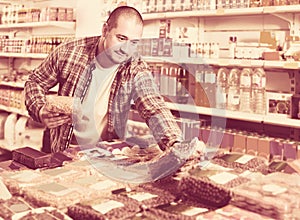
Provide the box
[24,36,183,152]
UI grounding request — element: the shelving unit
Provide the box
[143,56,300,69]
[141,4,300,141]
[0,52,48,58]
[166,102,300,128]
[0,20,75,30]
[0,0,76,150]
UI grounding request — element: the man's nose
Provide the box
[120,41,131,53]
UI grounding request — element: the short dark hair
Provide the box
[106,6,143,31]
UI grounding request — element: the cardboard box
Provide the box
[246,135,258,156]
[257,137,272,159]
[262,51,280,60]
[270,138,284,160]
[283,141,297,160]
[232,132,247,153]
[12,147,51,169]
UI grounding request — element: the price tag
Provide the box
[127,192,157,202]
[90,179,116,190]
[216,8,225,15]
[218,58,229,66]
[263,6,277,13]
[92,200,124,214]
[209,172,238,185]
[283,62,299,69]
[240,59,251,66]
[235,154,254,164]
[181,207,209,216]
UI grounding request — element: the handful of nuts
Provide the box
[45,95,82,119]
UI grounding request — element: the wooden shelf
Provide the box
[143,56,300,70]
[0,52,48,59]
[142,5,300,20]
[0,21,76,30]
[0,81,58,92]
[0,81,25,88]
[0,104,28,117]
[263,115,300,129]
[166,102,300,128]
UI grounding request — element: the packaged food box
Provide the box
[231,172,300,219]
[111,184,176,209]
[0,196,34,219]
[12,147,51,169]
[178,162,250,207]
[146,199,212,220]
[67,196,140,220]
[212,152,269,174]
[11,206,72,220]
[200,204,273,219]
[1,169,51,195]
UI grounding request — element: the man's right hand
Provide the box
[39,105,71,128]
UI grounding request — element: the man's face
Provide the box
[103,18,143,64]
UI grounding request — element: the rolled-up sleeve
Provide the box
[132,65,183,150]
[24,47,60,122]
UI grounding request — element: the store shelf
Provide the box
[142,7,264,20]
[166,102,264,123]
[142,5,300,20]
[0,21,76,30]
[0,81,25,88]
[0,81,58,92]
[0,104,28,117]
[0,52,48,59]
[264,60,300,70]
[263,4,300,13]
[166,102,300,128]
[214,7,264,16]
[264,115,300,129]
[143,56,300,70]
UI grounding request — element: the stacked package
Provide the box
[12,147,52,169]
[199,204,273,219]
[2,205,71,220]
[67,195,141,220]
[21,163,125,210]
[0,196,34,219]
[178,162,252,207]
[1,169,52,195]
[11,147,73,169]
[0,179,71,220]
[231,172,300,219]
[138,175,182,199]
[212,152,269,174]
[111,184,177,209]
[145,199,212,220]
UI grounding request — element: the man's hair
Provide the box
[106,6,143,30]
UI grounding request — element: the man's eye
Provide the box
[117,36,127,41]
[130,41,139,45]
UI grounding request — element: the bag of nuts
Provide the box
[45,95,75,115]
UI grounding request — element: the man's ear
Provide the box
[102,22,108,37]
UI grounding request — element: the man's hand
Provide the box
[39,105,71,128]
[172,137,206,161]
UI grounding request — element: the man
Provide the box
[24,6,184,153]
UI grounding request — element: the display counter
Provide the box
[0,140,299,220]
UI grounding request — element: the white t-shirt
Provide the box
[73,60,118,145]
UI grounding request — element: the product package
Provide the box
[231,172,300,219]
[67,195,141,220]
[178,162,250,208]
